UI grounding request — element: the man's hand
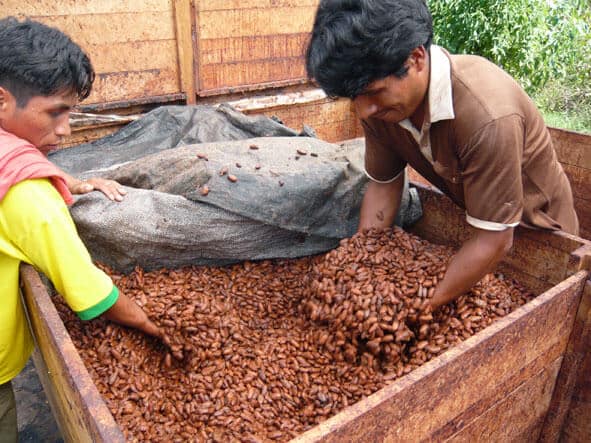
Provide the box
[69,177,127,202]
[429,227,514,310]
[102,292,162,338]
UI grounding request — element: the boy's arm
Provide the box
[103,291,161,337]
[62,171,127,202]
[5,180,156,337]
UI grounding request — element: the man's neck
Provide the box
[409,98,427,130]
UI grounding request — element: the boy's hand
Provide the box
[69,177,127,202]
[103,292,162,339]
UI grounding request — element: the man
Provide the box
[306,0,578,310]
[0,17,161,441]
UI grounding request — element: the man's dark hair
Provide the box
[306,0,433,98]
[0,17,94,107]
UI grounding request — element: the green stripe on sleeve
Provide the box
[76,285,119,321]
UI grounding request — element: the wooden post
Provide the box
[173,0,196,104]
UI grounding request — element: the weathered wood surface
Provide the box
[19,265,125,443]
[549,127,591,241]
[196,0,318,95]
[4,0,181,105]
[557,281,591,442]
[293,271,588,442]
[173,0,197,104]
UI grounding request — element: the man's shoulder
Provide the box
[447,53,540,134]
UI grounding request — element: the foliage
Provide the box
[428,0,591,132]
[429,0,591,96]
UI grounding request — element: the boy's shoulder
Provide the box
[1,178,67,219]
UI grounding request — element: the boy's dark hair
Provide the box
[306,0,433,98]
[0,17,94,107]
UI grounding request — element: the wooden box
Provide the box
[20,182,591,442]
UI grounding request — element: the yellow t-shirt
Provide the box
[0,178,118,384]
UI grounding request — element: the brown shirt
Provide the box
[363,48,579,235]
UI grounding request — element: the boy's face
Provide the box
[0,87,78,155]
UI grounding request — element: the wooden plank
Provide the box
[2,0,169,16]
[199,0,319,11]
[199,59,307,92]
[198,7,316,39]
[20,265,125,443]
[173,0,197,104]
[550,127,591,169]
[252,99,358,143]
[86,69,179,104]
[446,358,562,442]
[84,40,178,73]
[293,271,587,442]
[33,12,175,45]
[200,34,310,64]
[540,279,591,441]
[562,163,591,201]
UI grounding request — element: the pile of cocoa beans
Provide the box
[55,227,533,442]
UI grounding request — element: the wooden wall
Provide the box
[196,0,317,96]
[2,0,322,108]
[3,1,182,105]
[550,128,591,240]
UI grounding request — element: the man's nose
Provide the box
[353,96,378,120]
[55,115,71,137]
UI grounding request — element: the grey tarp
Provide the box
[50,105,421,272]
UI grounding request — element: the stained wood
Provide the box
[173,0,197,104]
[446,358,562,442]
[4,0,169,16]
[198,7,316,38]
[33,13,175,45]
[88,69,179,104]
[19,265,125,443]
[550,281,591,442]
[199,0,319,11]
[196,4,316,93]
[550,127,591,169]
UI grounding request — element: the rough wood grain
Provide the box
[553,281,591,442]
[19,265,125,443]
[173,0,197,104]
[2,0,169,16]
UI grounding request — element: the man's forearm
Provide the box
[430,227,514,309]
[358,173,405,232]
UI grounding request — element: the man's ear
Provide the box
[409,46,428,73]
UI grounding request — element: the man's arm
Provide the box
[358,173,405,231]
[62,171,127,202]
[430,227,514,309]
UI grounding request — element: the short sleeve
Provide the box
[3,179,117,319]
[460,115,524,230]
[362,119,407,182]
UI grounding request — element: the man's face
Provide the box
[352,47,429,124]
[0,87,77,155]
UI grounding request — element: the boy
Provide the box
[0,17,161,441]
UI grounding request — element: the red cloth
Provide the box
[0,127,73,204]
